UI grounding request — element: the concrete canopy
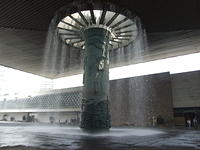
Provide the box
[0,0,200,79]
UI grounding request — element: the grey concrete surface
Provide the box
[110,72,174,126]
[172,71,200,108]
[0,122,200,150]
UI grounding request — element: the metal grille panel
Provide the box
[0,91,82,110]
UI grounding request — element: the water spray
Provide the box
[56,0,138,130]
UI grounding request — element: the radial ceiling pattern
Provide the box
[58,10,138,50]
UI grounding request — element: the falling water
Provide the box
[109,16,148,68]
[42,8,152,127]
[40,0,156,128]
[108,16,152,126]
[41,12,84,121]
[42,12,148,78]
[42,20,84,79]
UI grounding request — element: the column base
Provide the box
[80,99,110,131]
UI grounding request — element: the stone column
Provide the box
[80,27,111,130]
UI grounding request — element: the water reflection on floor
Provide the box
[0,122,200,150]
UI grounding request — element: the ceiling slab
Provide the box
[0,0,200,32]
[0,0,200,78]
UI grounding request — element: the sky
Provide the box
[0,67,52,99]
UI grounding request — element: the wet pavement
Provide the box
[0,122,200,150]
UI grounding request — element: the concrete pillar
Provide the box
[80,27,111,130]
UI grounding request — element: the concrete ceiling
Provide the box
[0,0,200,79]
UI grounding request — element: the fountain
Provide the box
[50,1,137,130]
[51,0,139,131]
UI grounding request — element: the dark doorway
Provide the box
[184,112,195,127]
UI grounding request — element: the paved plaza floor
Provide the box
[0,122,199,150]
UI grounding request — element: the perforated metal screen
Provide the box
[0,91,82,110]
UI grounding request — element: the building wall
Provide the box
[110,72,174,126]
[171,71,200,108]
[0,72,175,127]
